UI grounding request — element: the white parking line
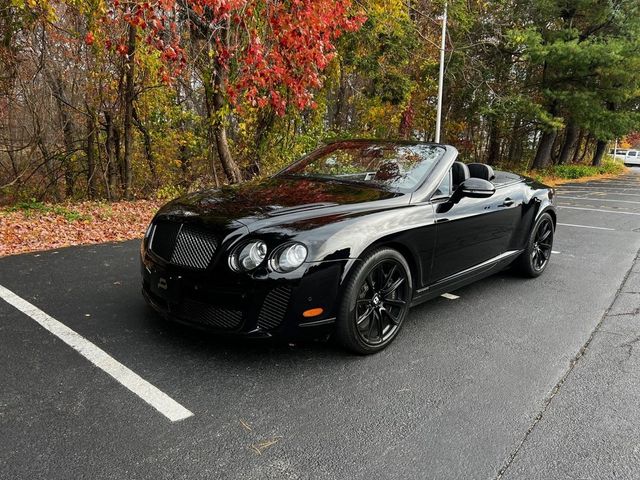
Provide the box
[559,190,640,198]
[559,185,640,191]
[559,206,640,216]
[552,251,561,254]
[0,284,194,423]
[559,196,640,205]
[441,293,459,300]
[558,222,615,231]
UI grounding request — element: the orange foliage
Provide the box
[0,200,162,257]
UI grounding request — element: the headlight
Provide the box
[271,243,308,272]
[229,240,267,271]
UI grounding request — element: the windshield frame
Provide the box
[275,140,447,194]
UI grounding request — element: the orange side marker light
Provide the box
[303,308,324,318]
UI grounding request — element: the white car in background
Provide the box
[610,149,640,166]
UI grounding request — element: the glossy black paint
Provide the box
[141,140,556,340]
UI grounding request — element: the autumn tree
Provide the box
[105,0,364,183]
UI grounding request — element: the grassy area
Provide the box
[527,158,626,186]
[5,199,93,222]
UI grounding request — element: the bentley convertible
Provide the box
[141,140,556,354]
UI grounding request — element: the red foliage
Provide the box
[94,0,364,115]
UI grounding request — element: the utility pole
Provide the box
[435,0,448,144]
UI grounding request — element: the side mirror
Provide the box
[460,178,496,198]
[453,178,495,201]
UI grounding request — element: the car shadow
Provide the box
[130,266,541,366]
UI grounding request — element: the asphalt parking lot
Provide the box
[3,171,640,479]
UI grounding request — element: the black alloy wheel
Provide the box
[337,248,412,354]
[516,212,554,277]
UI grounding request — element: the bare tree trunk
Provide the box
[592,139,607,166]
[485,115,501,165]
[32,111,61,202]
[48,73,76,198]
[558,119,579,165]
[571,128,585,163]
[506,117,522,165]
[86,106,98,198]
[104,111,119,200]
[579,134,593,163]
[211,36,241,183]
[532,130,557,169]
[122,21,136,199]
[333,62,350,130]
[132,107,158,189]
[250,109,275,177]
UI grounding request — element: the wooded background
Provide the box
[2,0,640,204]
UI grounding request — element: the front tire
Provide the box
[336,248,413,354]
[515,212,554,277]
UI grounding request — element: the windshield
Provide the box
[279,141,446,192]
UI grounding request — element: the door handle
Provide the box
[500,198,515,207]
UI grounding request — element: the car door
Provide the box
[430,177,523,283]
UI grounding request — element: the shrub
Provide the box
[547,158,624,180]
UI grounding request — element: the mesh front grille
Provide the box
[170,227,218,269]
[150,221,217,270]
[257,286,292,331]
[150,221,181,260]
[181,299,243,330]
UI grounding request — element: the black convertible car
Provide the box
[141,140,556,354]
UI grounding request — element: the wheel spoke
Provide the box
[539,228,551,242]
[382,264,398,290]
[383,298,406,307]
[357,305,373,325]
[376,310,385,338]
[367,310,377,338]
[383,308,400,325]
[382,276,405,295]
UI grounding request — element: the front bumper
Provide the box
[140,246,348,340]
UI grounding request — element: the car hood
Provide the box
[155,177,404,232]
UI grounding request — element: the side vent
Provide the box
[257,286,292,331]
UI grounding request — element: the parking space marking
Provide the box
[552,251,561,254]
[559,205,640,216]
[0,284,194,423]
[559,190,640,198]
[557,222,615,231]
[558,185,640,191]
[441,293,460,300]
[559,196,640,205]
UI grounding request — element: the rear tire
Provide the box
[515,212,554,278]
[336,248,413,355]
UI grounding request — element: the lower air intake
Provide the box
[257,286,292,331]
[181,299,243,330]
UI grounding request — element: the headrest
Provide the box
[452,161,470,186]
[467,163,495,181]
